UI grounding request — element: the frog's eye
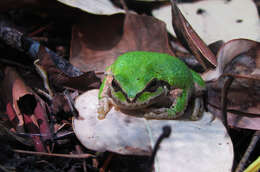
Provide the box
[111,79,121,92]
[145,79,159,92]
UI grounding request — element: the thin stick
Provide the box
[220,76,234,130]
[148,125,171,172]
[0,164,12,172]
[99,153,114,172]
[75,145,88,172]
[13,149,94,159]
[208,103,260,118]
[235,131,260,172]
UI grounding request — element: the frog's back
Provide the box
[111,51,193,95]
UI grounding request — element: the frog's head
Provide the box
[109,75,169,109]
[108,52,171,109]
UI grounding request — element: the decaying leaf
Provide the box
[57,0,124,15]
[70,12,174,74]
[152,0,260,44]
[73,90,234,172]
[203,39,260,130]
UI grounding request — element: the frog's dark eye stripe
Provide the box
[145,79,159,92]
[111,79,121,92]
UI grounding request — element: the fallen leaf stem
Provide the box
[13,149,95,159]
[148,125,171,172]
[221,76,234,130]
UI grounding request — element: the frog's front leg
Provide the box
[97,96,113,120]
[97,74,114,120]
[144,88,189,119]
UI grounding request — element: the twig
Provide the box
[235,131,260,172]
[75,145,88,172]
[208,103,260,118]
[0,164,12,172]
[34,88,53,101]
[28,23,52,37]
[13,149,95,159]
[221,76,234,131]
[99,153,114,172]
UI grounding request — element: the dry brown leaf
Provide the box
[70,13,174,74]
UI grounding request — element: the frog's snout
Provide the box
[127,92,136,102]
[128,97,135,102]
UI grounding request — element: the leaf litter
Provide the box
[0,0,259,171]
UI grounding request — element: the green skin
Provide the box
[97,51,205,120]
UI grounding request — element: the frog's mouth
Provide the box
[111,90,168,110]
[110,79,170,110]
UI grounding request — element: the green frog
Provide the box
[97,51,205,120]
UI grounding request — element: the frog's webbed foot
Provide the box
[97,97,113,120]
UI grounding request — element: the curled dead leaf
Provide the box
[203,39,260,130]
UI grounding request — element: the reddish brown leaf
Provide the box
[23,114,46,152]
[70,13,174,74]
[6,102,18,128]
[34,102,52,142]
[0,67,51,151]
